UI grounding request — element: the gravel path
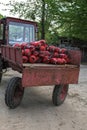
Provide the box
[0,65,87,130]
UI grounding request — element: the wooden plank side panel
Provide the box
[15,48,22,65]
[10,47,16,62]
[22,67,80,87]
[1,46,22,67]
[6,47,10,59]
[1,46,6,57]
[68,50,82,65]
[23,63,78,68]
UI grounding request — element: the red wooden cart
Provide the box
[1,45,81,109]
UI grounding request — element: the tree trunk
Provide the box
[41,0,45,39]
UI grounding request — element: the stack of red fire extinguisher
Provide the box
[14,40,71,64]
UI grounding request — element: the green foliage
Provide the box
[55,0,87,40]
[0,14,4,19]
[9,0,59,41]
[8,0,87,43]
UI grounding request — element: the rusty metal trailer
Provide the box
[1,45,81,109]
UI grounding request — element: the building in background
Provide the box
[58,37,87,62]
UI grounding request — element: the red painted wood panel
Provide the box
[22,66,80,87]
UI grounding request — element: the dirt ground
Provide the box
[0,65,87,130]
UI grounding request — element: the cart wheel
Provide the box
[52,84,69,106]
[5,77,24,109]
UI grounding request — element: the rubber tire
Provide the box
[0,57,2,83]
[5,77,24,109]
[52,84,69,106]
